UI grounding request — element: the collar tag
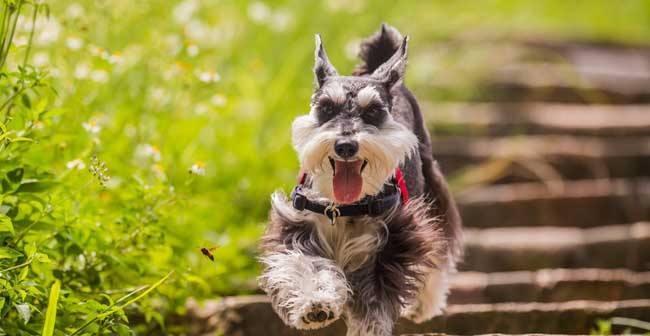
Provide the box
[324,203,341,225]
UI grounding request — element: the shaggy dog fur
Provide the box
[259,24,463,336]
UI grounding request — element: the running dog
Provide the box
[259,24,462,336]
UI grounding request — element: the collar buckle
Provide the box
[291,187,307,211]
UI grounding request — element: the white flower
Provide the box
[35,17,61,45]
[135,144,161,162]
[12,36,28,47]
[248,2,271,23]
[74,63,90,79]
[66,36,84,50]
[151,164,167,180]
[32,52,49,67]
[184,19,208,41]
[189,162,206,176]
[345,38,361,60]
[164,34,183,56]
[183,20,227,46]
[149,87,167,103]
[66,3,85,19]
[66,159,86,170]
[325,0,365,13]
[173,0,199,24]
[270,9,294,32]
[90,69,109,83]
[195,103,209,115]
[88,45,105,57]
[210,94,227,107]
[196,70,220,83]
[186,44,199,57]
[106,53,122,65]
[82,120,101,134]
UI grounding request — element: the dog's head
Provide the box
[292,34,418,204]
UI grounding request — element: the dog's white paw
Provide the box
[292,301,340,329]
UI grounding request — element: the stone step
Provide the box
[450,268,650,304]
[427,37,650,104]
[481,39,650,104]
[462,222,650,272]
[195,296,650,336]
[424,103,650,137]
[483,63,650,104]
[432,135,650,181]
[399,299,650,335]
[457,178,650,228]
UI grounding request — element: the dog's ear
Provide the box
[314,34,338,88]
[370,35,408,90]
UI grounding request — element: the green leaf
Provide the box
[18,265,29,280]
[0,247,22,259]
[70,271,174,336]
[0,215,13,235]
[6,168,24,184]
[21,93,31,108]
[34,253,50,263]
[42,280,60,336]
[111,323,132,336]
[8,136,33,143]
[14,303,31,324]
[24,243,37,257]
[16,180,56,193]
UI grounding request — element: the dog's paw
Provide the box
[293,301,340,330]
[402,302,444,324]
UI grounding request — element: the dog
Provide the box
[259,24,462,336]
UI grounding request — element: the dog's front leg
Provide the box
[343,276,398,336]
[342,264,403,336]
[259,250,350,330]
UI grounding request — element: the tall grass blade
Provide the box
[41,280,60,336]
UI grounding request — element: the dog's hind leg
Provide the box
[402,265,451,323]
[259,250,350,330]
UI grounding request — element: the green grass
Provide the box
[1,0,650,334]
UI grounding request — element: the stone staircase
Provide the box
[187,40,650,335]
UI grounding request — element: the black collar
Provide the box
[290,183,401,223]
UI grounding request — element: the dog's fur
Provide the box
[259,24,462,336]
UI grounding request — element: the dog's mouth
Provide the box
[329,157,368,204]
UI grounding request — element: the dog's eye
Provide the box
[360,102,386,126]
[316,98,340,123]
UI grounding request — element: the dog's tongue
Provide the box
[333,160,363,204]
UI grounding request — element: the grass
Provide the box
[1,0,649,334]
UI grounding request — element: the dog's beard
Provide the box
[292,114,418,203]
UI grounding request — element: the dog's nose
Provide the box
[334,140,358,159]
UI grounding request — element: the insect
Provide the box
[200,246,219,261]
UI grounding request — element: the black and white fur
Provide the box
[259,24,463,336]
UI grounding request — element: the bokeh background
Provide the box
[1,0,649,335]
